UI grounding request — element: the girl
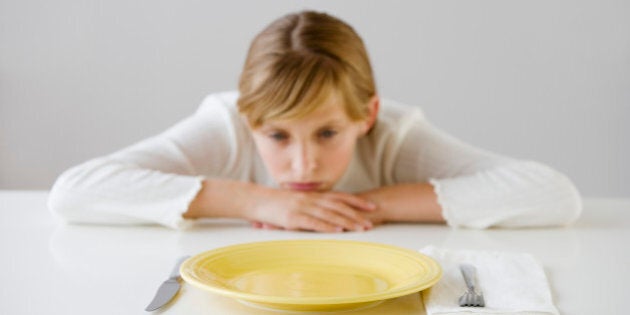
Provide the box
[48,11,581,232]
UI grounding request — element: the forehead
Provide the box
[260,98,352,129]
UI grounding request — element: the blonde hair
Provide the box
[237,11,376,127]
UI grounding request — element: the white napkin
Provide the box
[420,246,559,315]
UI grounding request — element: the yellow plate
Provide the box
[180,240,442,312]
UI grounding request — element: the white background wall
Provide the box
[1,0,628,197]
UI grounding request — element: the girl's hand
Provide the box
[247,188,376,233]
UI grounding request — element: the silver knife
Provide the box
[145,256,190,312]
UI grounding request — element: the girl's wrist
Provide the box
[356,183,443,223]
[238,182,267,221]
[185,179,265,220]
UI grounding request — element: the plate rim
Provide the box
[180,239,442,306]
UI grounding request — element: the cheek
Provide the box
[321,138,356,173]
[252,137,286,174]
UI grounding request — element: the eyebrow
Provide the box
[263,118,346,130]
[321,118,346,126]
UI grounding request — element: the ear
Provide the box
[361,95,380,135]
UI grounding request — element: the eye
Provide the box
[318,129,337,139]
[269,131,288,141]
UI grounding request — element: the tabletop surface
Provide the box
[1,191,628,315]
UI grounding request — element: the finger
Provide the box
[250,220,284,230]
[261,222,284,230]
[327,192,377,212]
[299,215,344,233]
[288,212,344,233]
[307,206,360,231]
[316,199,373,230]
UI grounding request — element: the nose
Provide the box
[291,142,318,177]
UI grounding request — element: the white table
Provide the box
[1,191,628,314]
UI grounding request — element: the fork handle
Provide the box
[459,264,478,292]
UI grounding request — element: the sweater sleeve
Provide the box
[393,117,582,229]
[48,92,241,229]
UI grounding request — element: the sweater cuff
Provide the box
[157,176,204,229]
[429,161,582,229]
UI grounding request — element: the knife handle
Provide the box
[170,256,190,280]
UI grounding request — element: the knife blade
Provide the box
[145,255,190,312]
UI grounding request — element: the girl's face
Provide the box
[251,96,376,192]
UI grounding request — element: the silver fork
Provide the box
[458,264,485,307]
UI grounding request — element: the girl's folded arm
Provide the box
[48,93,241,229]
[394,118,582,228]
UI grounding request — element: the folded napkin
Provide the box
[420,246,559,315]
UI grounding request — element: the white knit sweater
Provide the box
[48,91,582,229]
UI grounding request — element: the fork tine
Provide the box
[460,291,483,307]
[459,264,485,307]
[477,293,485,307]
[458,293,466,306]
[461,292,470,306]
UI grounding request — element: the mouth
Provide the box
[284,182,323,192]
